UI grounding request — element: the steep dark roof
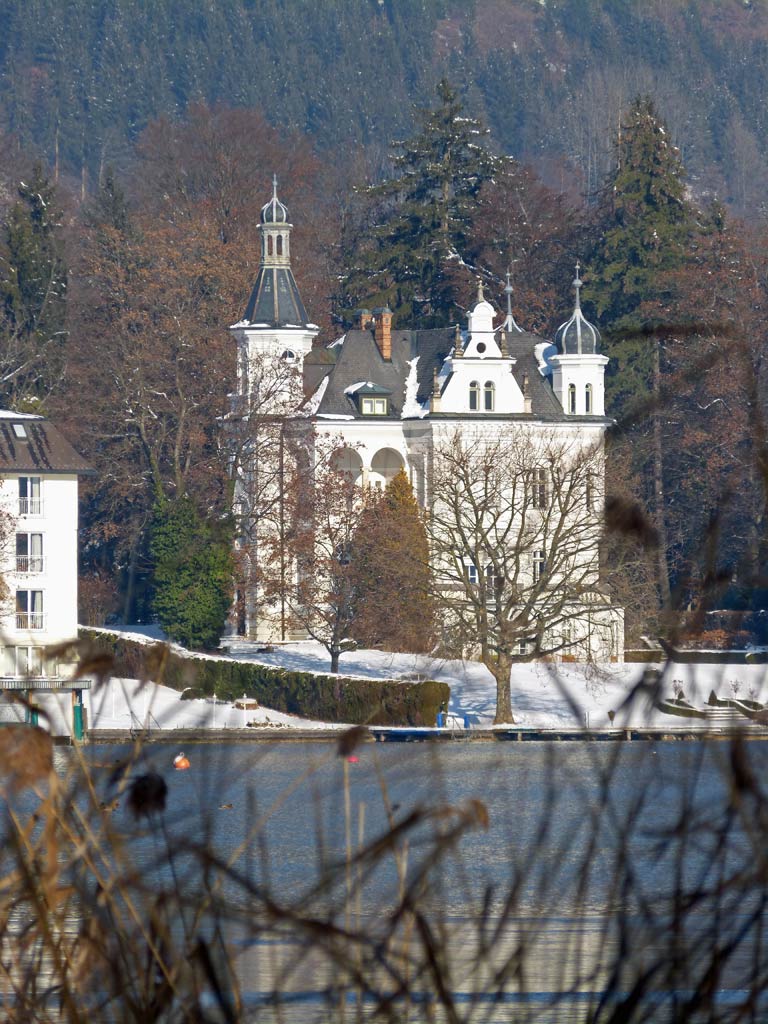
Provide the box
[0,417,92,474]
[310,325,569,421]
[242,266,310,327]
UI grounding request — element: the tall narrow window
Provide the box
[267,235,273,256]
[466,562,478,585]
[16,590,43,630]
[531,467,548,509]
[16,534,43,573]
[585,383,593,414]
[568,383,576,414]
[484,381,495,411]
[19,477,41,516]
[469,381,480,411]
[276,235,283,256]
[532,550,546,584]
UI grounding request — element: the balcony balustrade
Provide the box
[18,498,42,516]
[16,556,44,573]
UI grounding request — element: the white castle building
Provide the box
[228,182,623,661]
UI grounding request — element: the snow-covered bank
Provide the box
[78,633,768,734]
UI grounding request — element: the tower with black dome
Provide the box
[549,263,608,417]
[230,177,319,410]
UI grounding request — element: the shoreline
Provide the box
[84,726,768,744]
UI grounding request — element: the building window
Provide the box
[516,636,532,656]
[568,383,576,414]
[276,235,283,256]
[361,397,388,415]
[585,383,593,414]
[281,349,297,363]
[16,533,43,573]
[531,467,548,509]
[484,381,495,411]
[532,549,546,584]
[19,477,41,516]
[465,562,478,585]
[2,645,44,677]
[469,381,480,411]
[267,235,273,256]
[16,590,43,630]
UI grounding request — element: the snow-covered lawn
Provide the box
[75,630,768,733]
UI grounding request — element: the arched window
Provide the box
[568,382,576,414]
[276,235,283,256]
[585,383,593,414]
[484,381,495,411]
[469,381,480,411]
[267,235,273,256]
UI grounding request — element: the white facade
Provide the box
[0,413,89,732]
[229,188,624,660]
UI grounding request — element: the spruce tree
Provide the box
[0,163,68,408]
[587,96,694,610]
[351,469,433,652]
[342,80,496,327]
[151,496,233,651]
[587,96,691,409]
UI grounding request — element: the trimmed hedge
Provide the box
[79,629,450,727]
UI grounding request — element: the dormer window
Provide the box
[484,381,495,411]
[361,397,388,416]
[469,381,480,411]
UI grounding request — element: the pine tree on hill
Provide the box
[342,80,496,328]
[351,469,433,653]
[0,163,68,409]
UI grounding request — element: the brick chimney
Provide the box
[373,306,392,361]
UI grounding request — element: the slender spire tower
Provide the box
[230,177,319,408]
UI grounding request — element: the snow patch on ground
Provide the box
[83,631,768,733]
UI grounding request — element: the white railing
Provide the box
[16,613,45,630]
[18,498,42,516]
[16,556,44,574]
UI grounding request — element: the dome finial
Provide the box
[272,173,278,200]
[477,278,485,303]
[573,260,583,310]
[501,267,523,335]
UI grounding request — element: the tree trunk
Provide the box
[330,649,340,674]
[653,338,672,609]
[492,653,515,724]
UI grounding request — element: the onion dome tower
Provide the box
[230,176,319,409]
[549,263,608,416]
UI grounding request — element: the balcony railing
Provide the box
[16,613,45,630]
[16,556,44,574]
[18,498,42,516]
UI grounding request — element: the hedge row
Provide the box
[79,629,450,727]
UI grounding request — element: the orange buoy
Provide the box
[173,752,191,771]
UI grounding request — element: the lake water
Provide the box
[41,740,768,1020]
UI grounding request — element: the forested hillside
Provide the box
[2,0,768,214]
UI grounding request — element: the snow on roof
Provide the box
[316,413,355,420]
[303,375,328,416]
[534,342,557,376]
[402,357,429,419]
[0,410,43,420]
[344,380,376,395]
[327,334,346,349]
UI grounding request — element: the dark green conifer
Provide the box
[151,496,233,651]
[343,80,496,327]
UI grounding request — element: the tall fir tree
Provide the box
[341,80,496,328]
[0,163,68,408]
[587,96,695,611]
[351,469,433,652]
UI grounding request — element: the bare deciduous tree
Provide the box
[428,427,621,723]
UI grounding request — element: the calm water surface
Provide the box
[53,739,768,1021]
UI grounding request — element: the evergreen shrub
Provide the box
[79,629,449,726]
